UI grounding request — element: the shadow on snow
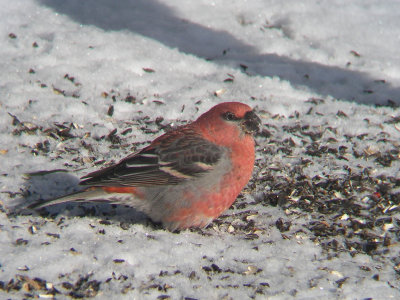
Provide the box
[38,0,400,105]
[9,170,149,227]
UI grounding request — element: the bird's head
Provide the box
[195,102,261,145]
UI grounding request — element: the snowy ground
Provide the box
[1,0,400,299]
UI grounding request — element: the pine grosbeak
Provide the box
[30,102,261,231]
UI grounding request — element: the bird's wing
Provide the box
[80,127,225,187]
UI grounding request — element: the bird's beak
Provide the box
[242,110,261,134]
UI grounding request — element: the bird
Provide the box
[29,102,261,231]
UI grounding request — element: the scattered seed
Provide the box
[15,238,28,246]
[107,105,114,116]
[143,68,155,73]
[214,88,226,97]
[113,259,125,264]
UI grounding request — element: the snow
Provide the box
[1,0,400,298]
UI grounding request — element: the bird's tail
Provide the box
[27,188,108,210]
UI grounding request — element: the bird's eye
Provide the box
[222,112,237,121]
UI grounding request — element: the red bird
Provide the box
[30,102,261,231]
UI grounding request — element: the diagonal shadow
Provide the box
[38,0,400,105]
[7,170,149,227]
